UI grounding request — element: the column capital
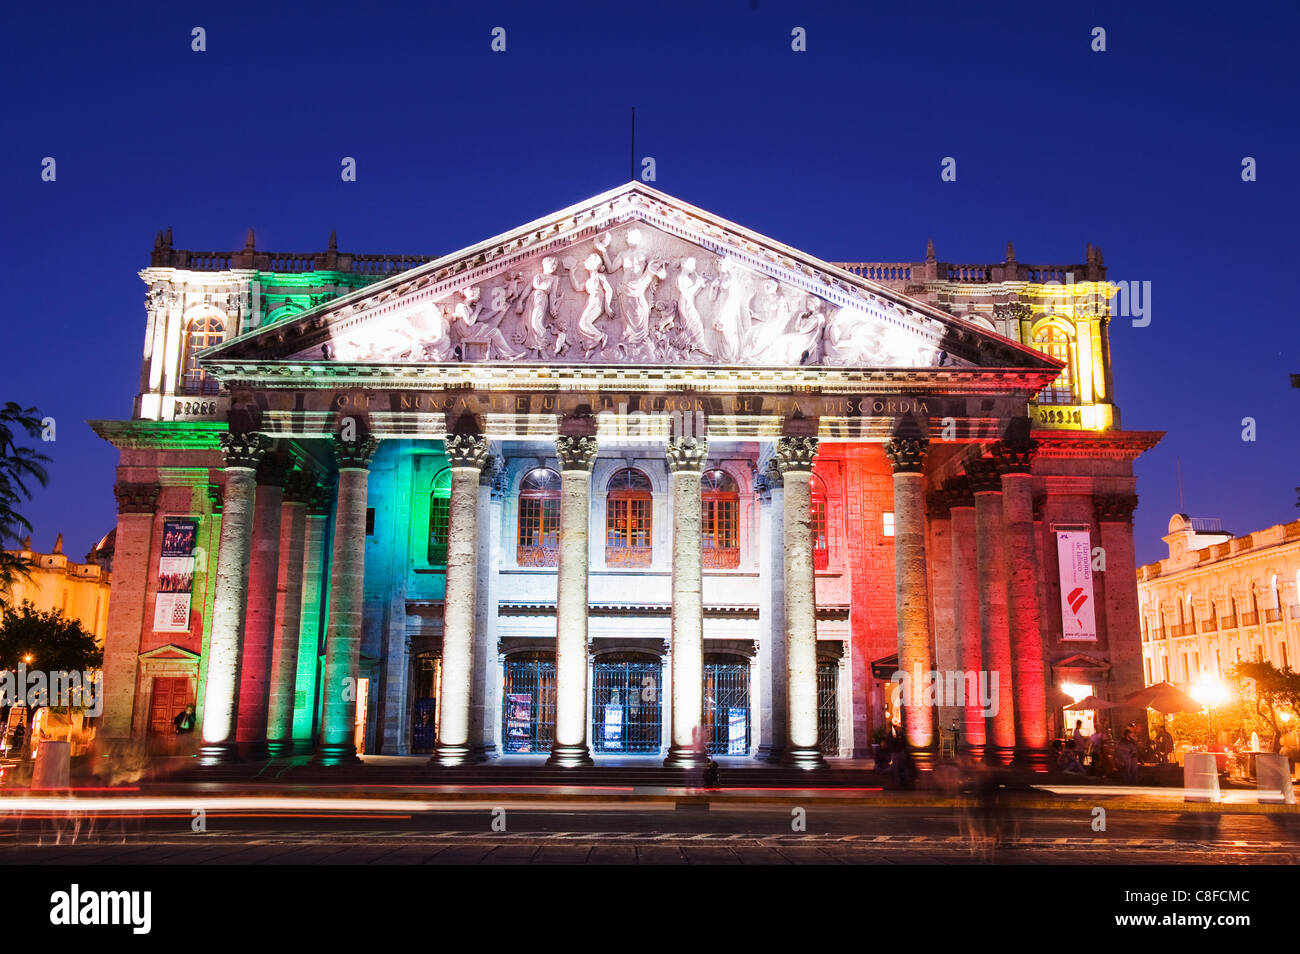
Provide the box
[114,481,160,514]
[332,434,379,470]
[989,436,1038,475]
[665,436,709,472]
[255,449,294,487]
[444,433,489,471]
[942,476,975,508]
[307,481,335,516]
[282,469,317,503]
[884,436,929,474]
[219,430,268,469]
[964,457,1004,494]
[555,434,598,472]
[775,435,818,474]
[480,453,505,487]
[1094,493,1138,523]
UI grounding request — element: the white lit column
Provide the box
[778,435,824,769]
[664,436,710,768]
[547,434,597,766]
[266,470,312,756]
[885,434,935,758]
[199,431,267,765]
[433,434,489,766]
[316,433,378,766]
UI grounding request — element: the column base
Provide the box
[197,743,240,767]
[1013,747,1052,773]
[291,739,316,756]
[314,743,361,766]
[962,743,987,763]
[663,745,714,770]
[985,745,1016,767]
[430,742,483,767]
[545,743,593,768]
[779,745,827,770]
[910,744,937,769]
[265,740,293,758]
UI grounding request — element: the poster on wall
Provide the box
[1055,529,1097,641]
[506,693,533,751]
[728,707,747,754]
[603,701,623,750]
[152,518,198,633]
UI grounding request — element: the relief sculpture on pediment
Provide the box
[309,222,948,368]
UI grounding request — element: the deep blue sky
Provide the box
[1,0,1296,566]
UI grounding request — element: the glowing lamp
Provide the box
[1191,675,1230,709]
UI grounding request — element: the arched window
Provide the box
[811,474,829,571]
[702,469,740,570]
[1188,597,1197,635]
[605,468,653,568]
[427,470,451,565]
[517,468,561,567]
[1031,323,1075,405]
[182,315,225,394]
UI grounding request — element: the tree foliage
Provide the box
[0,403,50,606]
[1230,660,1300,753]
[0,601,101,672]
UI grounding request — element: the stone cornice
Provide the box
[1032,429,1164,460]
[202,361,1061,396]
[90,419,227,450]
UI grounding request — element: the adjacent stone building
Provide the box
[1137,514,1300,688]
[91,182,1161,767]
[1,533,112,643]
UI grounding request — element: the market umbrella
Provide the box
[1046,687,1075,709]
[1124,682,1201,714]
[1065,695,1118,711]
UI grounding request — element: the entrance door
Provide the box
[502,654,556,754]
[591,655,662,754]
[704,657,750,755]
[817,659,839,755]
[148,676,192,735]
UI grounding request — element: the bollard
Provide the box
[1255,752,1295,805]
[31,740,72,789]
[1183,751,1221,803]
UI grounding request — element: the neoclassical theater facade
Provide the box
[92,183,1160,767]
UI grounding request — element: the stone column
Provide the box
[664,436,711,769]
[547,434,597,767]
[100,482,159,742]
[760,458,788,761]
[885,435,935,758]
[471,457,504,759]
[777,435,824,768]
[199,432,267,765]
[433,434,489,766]
[236,449,291,752]
[316,434,378,766]
[967,458,1016,764]
[266,469,313,756]
[946,478,986,758]
[1096,494,1146,735]
[291,483,331,751]
[995,437,1048,767]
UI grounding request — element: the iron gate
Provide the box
[501,655,556,754]
[817,659,839,756]
[591,657,662,753]
[704,659,751,755]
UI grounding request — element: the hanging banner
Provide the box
[153,518,198,633]
[1056,529,1097,641]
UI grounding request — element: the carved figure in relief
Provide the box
[708,260,752,363]
[672,257,712,357]
[564,253,614,358]
[452,285,525,360]
[824,307,891,366]
[516,256,563,358]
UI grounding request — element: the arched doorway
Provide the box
[501,652,556,754]
[704,653,751,755]
[591,652,663,753]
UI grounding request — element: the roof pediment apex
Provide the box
[202,182,1061,376]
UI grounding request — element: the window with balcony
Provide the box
[427,469,451,565]
[181,314,225,395]
[701,469,739,570]
[605,468,653,568]
[811,474,829,571]
[517,468,561,567]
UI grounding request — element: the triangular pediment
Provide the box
[203,183,1059,374]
